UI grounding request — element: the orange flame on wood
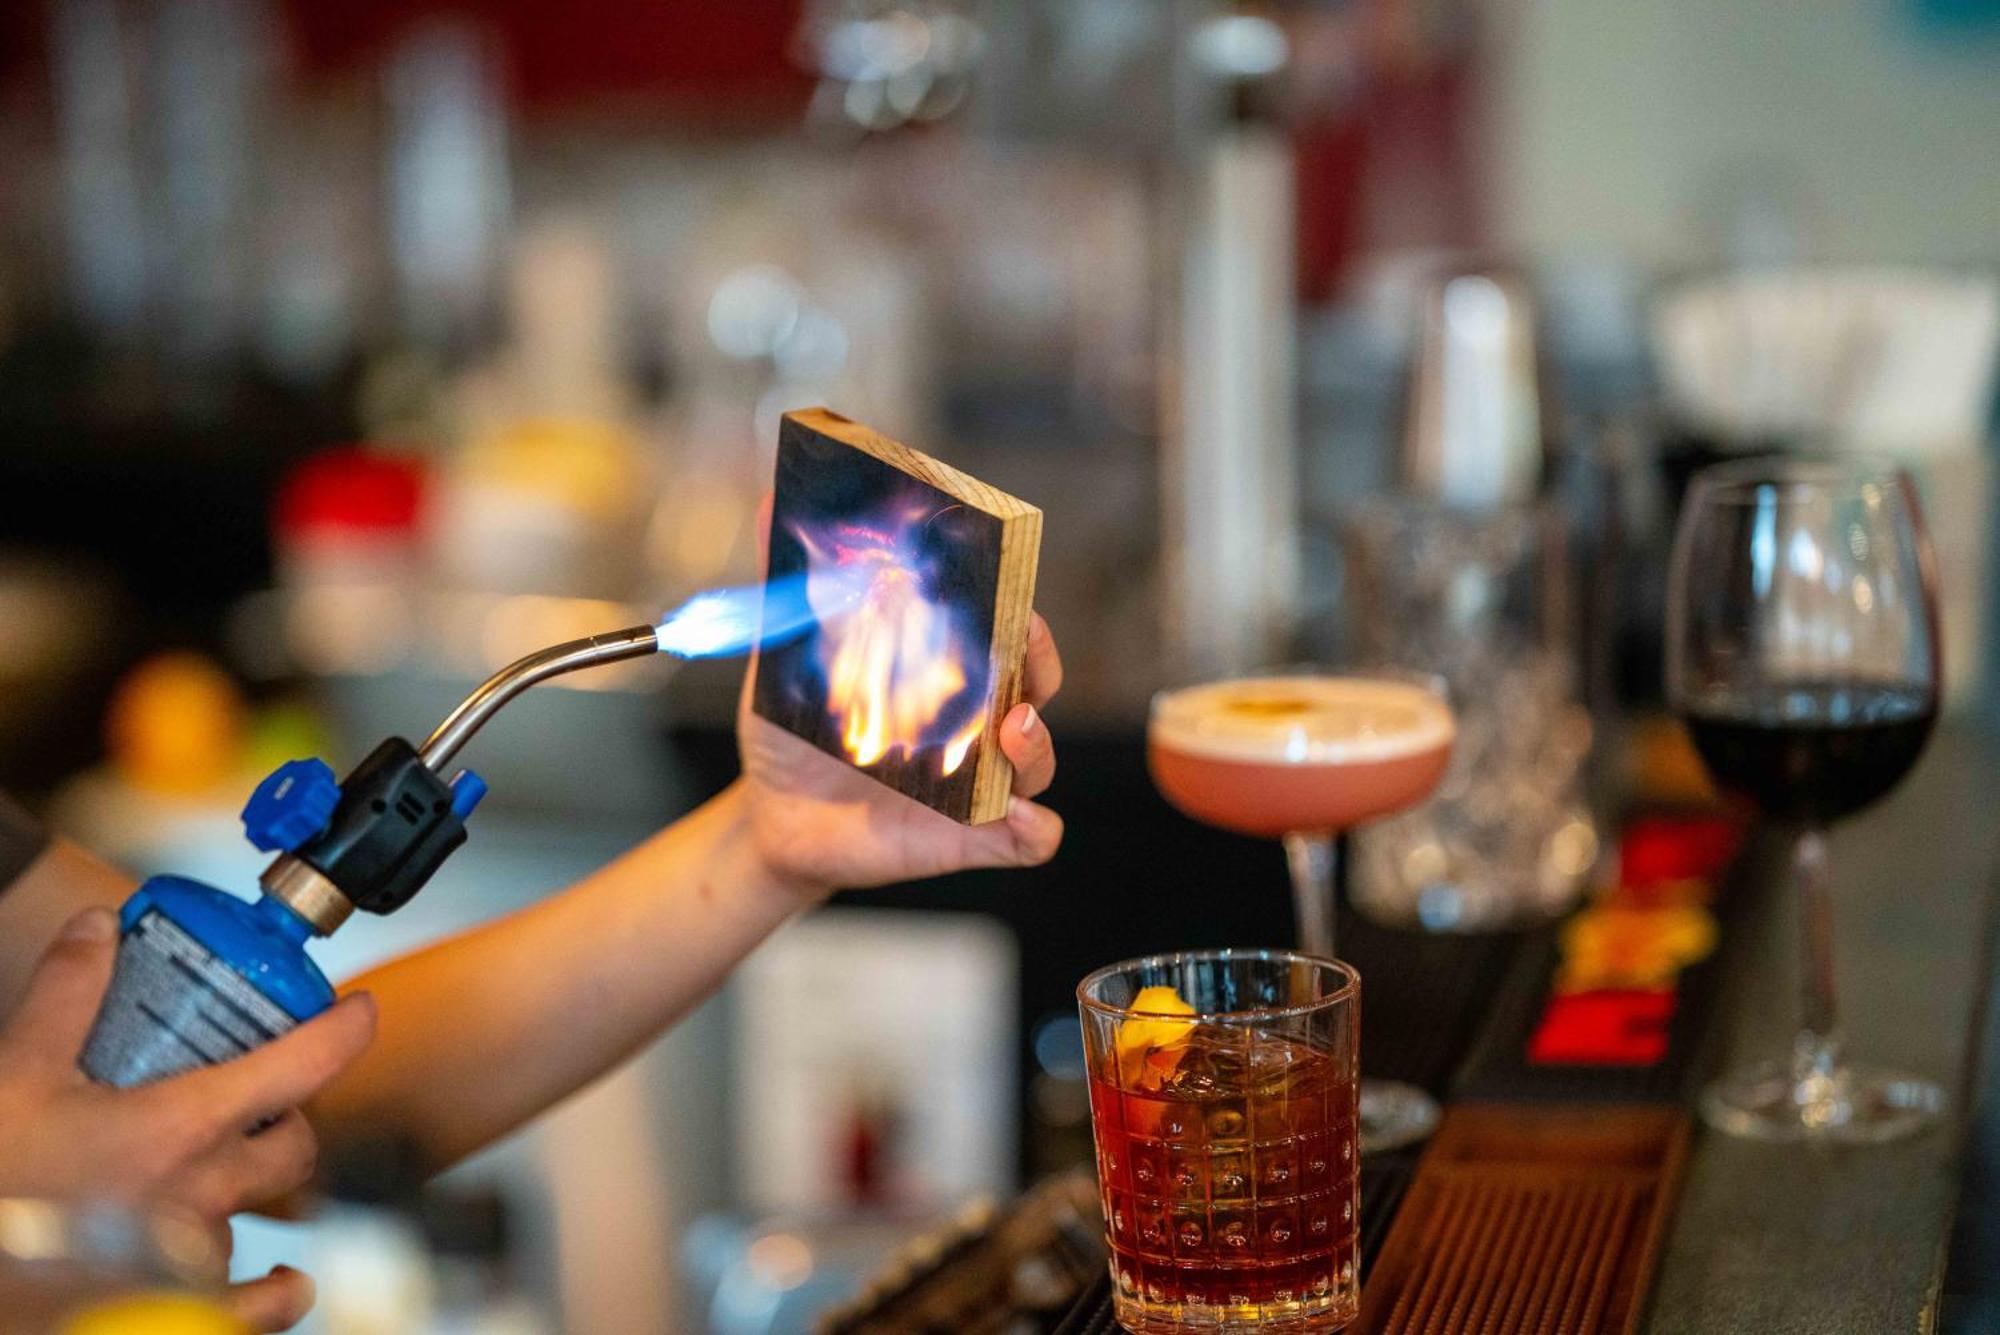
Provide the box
[802,517,990,777]
[940,712,986,777]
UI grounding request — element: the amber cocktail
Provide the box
[1079,951,1360,1333]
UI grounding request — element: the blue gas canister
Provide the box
[78,877,334,1085]
[79,748,486,1088]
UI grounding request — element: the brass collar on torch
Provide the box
[260,855,355,935]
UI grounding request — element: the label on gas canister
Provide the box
[79,910,298,1087]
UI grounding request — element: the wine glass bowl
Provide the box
[1667,456,1944,1143]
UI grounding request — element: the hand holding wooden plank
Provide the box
[751,409,1044,826]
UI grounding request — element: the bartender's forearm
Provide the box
[308,779,806,1172]
[0,786,808,1176]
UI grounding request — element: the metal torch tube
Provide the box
[417,624,661,770]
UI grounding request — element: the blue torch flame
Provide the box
[654,569,867,660]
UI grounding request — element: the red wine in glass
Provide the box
[1682,680,1936,826]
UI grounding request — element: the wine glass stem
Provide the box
[1284,831,1338,960]
[1793,827,1841,1084]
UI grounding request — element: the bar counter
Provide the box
[677,722,2000,1332]
[1644,728,1998,1333]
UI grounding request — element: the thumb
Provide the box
[146,992,377,1140]
[2,907,121,1072]
[951,797,1064,872]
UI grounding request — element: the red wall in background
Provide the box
[1,1,812,117]
[284,0,812,118]
[1295,61,1486,304]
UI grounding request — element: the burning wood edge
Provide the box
[752,408,1043,825]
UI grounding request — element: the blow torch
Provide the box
[80,577,823,1088]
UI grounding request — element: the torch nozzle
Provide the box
[420,571,863,769]
[417,625,661,770]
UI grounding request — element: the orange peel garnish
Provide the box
[1117,985,1196,1087]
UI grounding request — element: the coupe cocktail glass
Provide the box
[1079,950,1361,1333]
[1148,673,1454,1153]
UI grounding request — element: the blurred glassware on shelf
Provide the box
[384,18,510,358]
[15,0,1198,728]
[1344,500,1597,930]
[1398,266,1549,511]
[1652,268,2000,711]
[1165,5,1301,681]
[797,0,987,137]
[1344,265,1596,932]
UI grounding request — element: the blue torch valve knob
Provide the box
[242,758,342,853]
[449,769,488,821]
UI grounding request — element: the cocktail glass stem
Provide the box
[1284,830,1440,1153]
[1284,832,1338,959]
[1790,828,1843,1109]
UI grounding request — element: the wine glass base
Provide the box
[1699,1060,1945,1144]
[1359,1079,1440,1155]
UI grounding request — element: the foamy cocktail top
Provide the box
[1149,676,1456,768]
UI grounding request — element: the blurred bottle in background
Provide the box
[1345,266,1599,931]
